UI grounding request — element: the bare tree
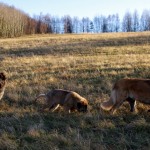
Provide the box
[72,17,80,33]
[81,17,86,33]
[140,10,150,31]
[114,13,120,32]
[63,15,73,33]
[122,11,133,32]
[43,14,53,33]
[133,10,140,32]
[93,16,100,33]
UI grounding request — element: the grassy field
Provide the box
[0,32,150,150]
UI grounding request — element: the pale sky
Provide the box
[0,0,149,18]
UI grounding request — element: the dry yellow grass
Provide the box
[0,32,150,149]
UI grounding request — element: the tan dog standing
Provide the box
[0,73,6,100]
[35,89,88,113]
[101,78,150,114]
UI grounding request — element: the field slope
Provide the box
[0,32,150,150]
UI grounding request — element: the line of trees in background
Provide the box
[1,2,150,38]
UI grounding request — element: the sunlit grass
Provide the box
[0,32,150,149]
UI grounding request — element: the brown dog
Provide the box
[0,72,6,100]
[101,78,150,114]
[35,89,88,113]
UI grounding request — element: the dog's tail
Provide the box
[100,100,114,111]
[100,89,116,111]
[34,94,46,102]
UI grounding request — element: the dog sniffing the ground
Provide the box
[35,89,88,113]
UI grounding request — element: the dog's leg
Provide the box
[110,99,125,114]
[40,103,57,112]
[63,94,72,113]
[126,97,136,112]
[130,100,137,112]
[63,105,71,113]
[52,104,60,112]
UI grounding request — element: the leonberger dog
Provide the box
[35,89,88,113]
[0,72,6,100]
[101,78,150,114]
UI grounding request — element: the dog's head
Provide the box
[77,100,88,112]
